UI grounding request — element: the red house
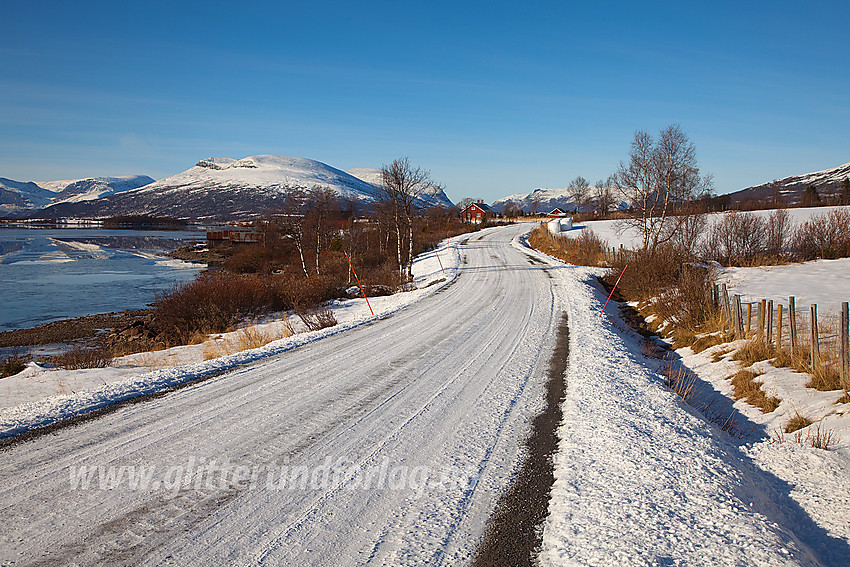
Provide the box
[547,208,568,218]
[460,201,493,223]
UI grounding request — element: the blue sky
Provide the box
[2,1,848,204]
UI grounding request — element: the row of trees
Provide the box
[215,157,481,289]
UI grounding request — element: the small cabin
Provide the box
[547,208,568,218]
[206,229,260,244]
[460,201,494,224]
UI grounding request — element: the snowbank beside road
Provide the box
[516,239,849,566]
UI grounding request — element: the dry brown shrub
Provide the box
[527,224,607,267]
[1,351,31,378]
[296,306,338,332]
[807,422,839,449]
[784,411,812,433]
[53,345,113,370]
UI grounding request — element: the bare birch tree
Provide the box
[279,190,310,278]
[613,124,708,251]
[378,157,440,280]
[568,175,590,213]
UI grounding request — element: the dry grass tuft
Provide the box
[808,363,842,392]
[663,365,700,402]
[53,345,113,370]
[732,339,775,366]
[690,333,725,354]
[202,326,289,361]
[784,410,813,433]
[729,369,781,413]
[710,345,734,362]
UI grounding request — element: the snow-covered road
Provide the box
[0,225,562,565]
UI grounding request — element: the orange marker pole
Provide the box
[344,252,373,316]
[600,264,627,318]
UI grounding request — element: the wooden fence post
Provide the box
[721,284,732,332]
[841,302,849,395]
[766,300,774,346]
[734,295,744,338]
[810,304,820,369]
[776,304,784,351]
[789,296,798,355]
[758,299,766,342]
[746,303,752,335]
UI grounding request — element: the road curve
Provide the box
[0,224,564,566]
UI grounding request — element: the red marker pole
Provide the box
[599,264,627,318]
[344,252,374,316]
[435,250,445,274]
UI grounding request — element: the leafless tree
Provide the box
[594,176,616,218]
[765,207,792,257]
[306,186,339,276]
[279,190,310,278]
[503,201,522,218]
[568,175,590,213]
[457,197,476,210]
[378,157,441,280]
[614,124,709,251]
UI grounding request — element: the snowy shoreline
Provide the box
[0,233,472,438]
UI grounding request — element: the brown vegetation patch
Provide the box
[51,345,113,370]
[1,351,31,378]
[730,369,781,413]
[785,411,813,433]
[732,339,776,366]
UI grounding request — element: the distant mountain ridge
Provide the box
[0,177,56,216]
[491,187,582,214]
[726,161,850,206]
[0,175,153,217]
[31,155,454,221]
[491,161,850,212]
[50,175,155,205]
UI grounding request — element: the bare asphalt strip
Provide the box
[473,312,570,566]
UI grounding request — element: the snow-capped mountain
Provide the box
[0,178,57,217]
[48,175,154,205]
[491,187,580,214]
[347,167,454,208]
[346,168,384,187]
[37,155,451,221]
[728,161,850,205]
[0,175,153,218]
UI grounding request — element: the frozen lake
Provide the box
[0,227,205,331]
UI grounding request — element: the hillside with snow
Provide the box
[37,156,452,220]
[728,161,850,206]
[48,175,154,205]
[491,187,580,214]
[0,177,57,217]
[346,167,384,187]
[347,167,454,208]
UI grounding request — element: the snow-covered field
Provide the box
[578,205,850,253]
[1,223,847,565]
